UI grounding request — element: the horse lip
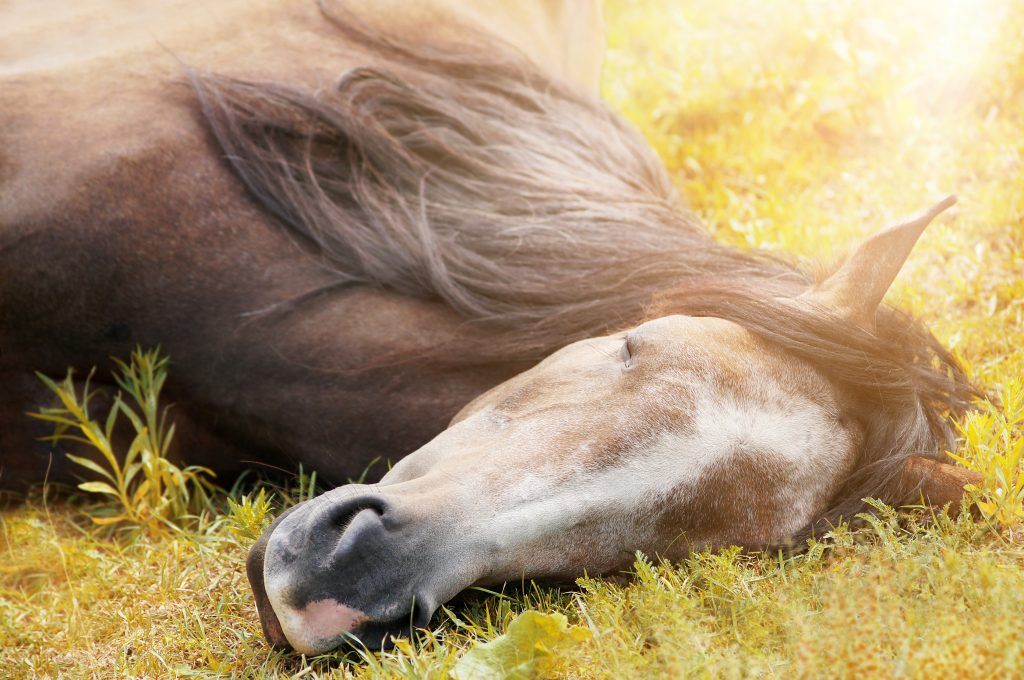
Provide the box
[247,507,300,649]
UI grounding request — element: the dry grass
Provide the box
[2,0,1023,677]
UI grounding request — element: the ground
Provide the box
[2,0,1023,677]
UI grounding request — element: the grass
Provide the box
[2,0,1023,676]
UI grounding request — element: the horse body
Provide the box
[1,0,605,487]
[2,0,981,654]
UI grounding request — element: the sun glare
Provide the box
[902,0,1006,104]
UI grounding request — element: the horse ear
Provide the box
[800,196,957,325]
[891,456,982,513]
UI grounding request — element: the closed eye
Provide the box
[621,335,635,367]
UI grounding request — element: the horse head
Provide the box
[248,197,977,653]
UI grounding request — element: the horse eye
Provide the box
[622,336,635,367]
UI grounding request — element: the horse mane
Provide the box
[189,3,805,360]
[190,2,980,542]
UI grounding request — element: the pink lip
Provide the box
[274,598,369,654]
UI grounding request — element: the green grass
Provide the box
[2,0,1023,676]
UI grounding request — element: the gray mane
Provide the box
[190,4,805,361]
[190,3,980,542]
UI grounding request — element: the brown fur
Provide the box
[659,446,799,551]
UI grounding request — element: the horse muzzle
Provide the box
[247,485,467,653]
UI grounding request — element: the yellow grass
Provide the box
[2,0,1023,677]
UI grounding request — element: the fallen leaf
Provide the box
[452,611,592,680]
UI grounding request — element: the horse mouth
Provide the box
[246,509,297,650]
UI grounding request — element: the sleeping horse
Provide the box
[0,0,982,653]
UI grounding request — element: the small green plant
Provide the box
[225,487,274,543]
[31,347,216,536]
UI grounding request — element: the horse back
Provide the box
[0,0,604,248]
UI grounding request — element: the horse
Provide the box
[1,0,982,654]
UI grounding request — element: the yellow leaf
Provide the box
[77,481,119,497]
[453,611,592,680]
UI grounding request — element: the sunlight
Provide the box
[901,0,1007,105]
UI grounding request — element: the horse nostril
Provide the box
[329,505,363,534]
[327,495,388,533]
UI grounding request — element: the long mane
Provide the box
[191,3,980,541]
[190,4,804,360]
